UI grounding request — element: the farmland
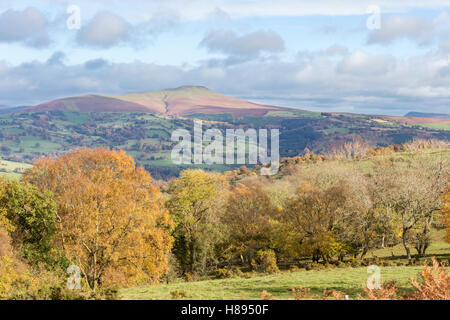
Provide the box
[1,109,448,179]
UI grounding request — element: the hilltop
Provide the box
[23,86,281,116]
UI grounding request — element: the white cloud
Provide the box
[0,7,50,47]
[1,48,450,115]
[368,16,436,46]
[200,30,285,59]
[337,50,396,75]
[76,12,129,48]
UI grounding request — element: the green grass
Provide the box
[418,123,450,131]
[0,160,32,179]
[121,229,450,300]
[120,266,427,300]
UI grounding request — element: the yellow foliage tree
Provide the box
[283,183,348,262]
[24,148,173,289]
[222,183,277,268]
[166,169,227,274]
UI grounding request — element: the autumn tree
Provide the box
[283,183,349,262]
[166,169,227,275]
[23,148,173,289]
[372,156,448,259]
[222,183,278,268]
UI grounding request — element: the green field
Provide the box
[419,123,450,131]
[120,266,429,300]
[121,230,450,300]
[0,159,32,179]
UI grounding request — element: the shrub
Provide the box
[253,249,279,274]
[292,286,315,300]
[322,289,347,300]
[214,268,232,279]
[261,290,274,300]
[409,258,450,300]
[170,290,187,299]
[360,280,398,300]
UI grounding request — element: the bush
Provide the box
[348,258,361,268]
[170,290,187,299]
[214,268,232,279]
[252,249,279,274]
[409,258,449,300]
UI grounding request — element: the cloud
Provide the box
[325,44,348,56]
[368,16,436,46]
[2,48,450,115]
[337,50,396,75]
[84,58,108,70]
[200,30,285,59]
[46,51,66,65]
[77,12,129,48]
[0,7,50,47]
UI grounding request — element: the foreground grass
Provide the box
[121,266,427,300]
[122,230,450,300]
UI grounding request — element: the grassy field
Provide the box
[121,266,429,300]
[0,159,32,179]
[419,123,450,131]
[121,230,450,300]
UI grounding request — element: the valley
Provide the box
[1,87,449,179]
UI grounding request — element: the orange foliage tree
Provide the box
[23,148,173,289]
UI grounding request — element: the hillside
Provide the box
[23,86,281,116]
[1,106,449,179]
[24,95,150,113]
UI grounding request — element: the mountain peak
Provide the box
[24,86,281,116]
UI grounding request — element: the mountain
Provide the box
[23,86,281,116]
[405,112,450,120]
[24,95,150,113]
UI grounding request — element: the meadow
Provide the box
[121,230,450,300]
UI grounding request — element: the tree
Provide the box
[222,183,277,268]
[0,178,58,267]
[445,188,450,244]
[283,183,348,262]
[23,148,173,289]
[166,169,227,275]
[372,156,447,259]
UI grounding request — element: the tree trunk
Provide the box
[402,229,411,260]
[360,247,368,260]
[415,217,432,256]
[360,231,370,260]
[189,240,195,274]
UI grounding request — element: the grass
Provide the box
[418,123,450,131]
[0,160,32,179]
[121,229,450,300]
[120,267,426,300]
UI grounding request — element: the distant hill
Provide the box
[405,112,450,120]
[24,95,150,113]
[23,86,281,116]
[0,106,28,114]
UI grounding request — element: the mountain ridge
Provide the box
[23,86,281,116]
[405,112,450,120]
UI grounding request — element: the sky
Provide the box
[0,0,450,115]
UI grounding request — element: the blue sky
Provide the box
[1,0,450,115]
